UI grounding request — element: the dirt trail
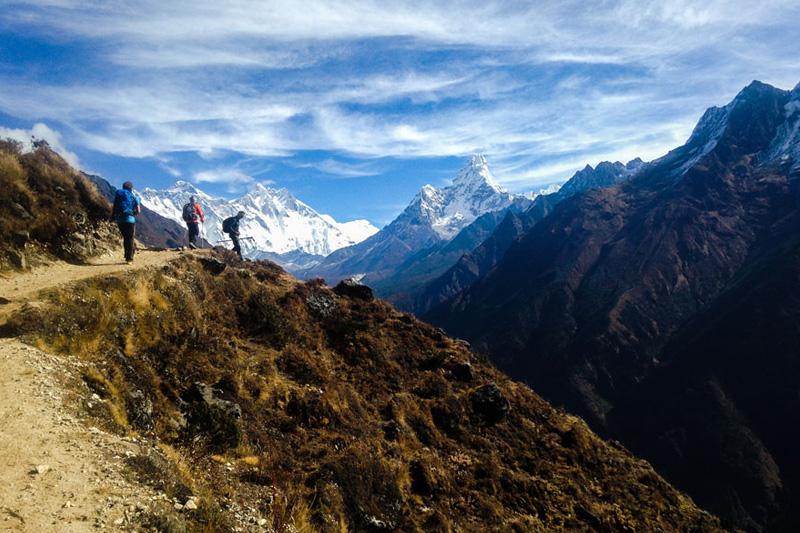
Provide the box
[0,249,202,531]
[0,250,187,324]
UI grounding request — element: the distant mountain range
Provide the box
[299,156,561,298]
[138,181,377,263]
[137,156,574,291]
[297,155,652,313]
[85,172,192,249]
[427,80,800,532]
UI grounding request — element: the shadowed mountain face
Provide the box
[610,230,800,532]
[427,80,800,531]
[85,173,191,249]
[372,201,529,311]
[414,158,643,315]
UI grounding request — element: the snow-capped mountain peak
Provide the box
[451,154,503,192]
[673,80,800,175]
[320,215,380,243]
[166,180,203,196]
[557,159,644,197]
[525,182,562,200]
[139,181,377,258]
[402,155,516,240]
[673,80,800,173]
[413,184,444,206]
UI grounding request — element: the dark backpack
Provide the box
[115,189,138,216]
[222,216,236,234]
[182,202,196,222]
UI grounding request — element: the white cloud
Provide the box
[0,126,35,146]
[194,169,255,185]
[157,160,182,177]
[0,122,80,167]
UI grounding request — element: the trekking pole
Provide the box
[202,223,213,248]
[215,237,256,244]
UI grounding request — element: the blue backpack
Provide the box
[114,189,138,217]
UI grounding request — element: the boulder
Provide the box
[447,361,473,382]
[200,257,227,275]
[470,383,510,425]
[454,338,471,349]
[306,292,337,318]
[333,278,374,301]
[182,382,242,450]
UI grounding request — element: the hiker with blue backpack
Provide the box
[111,181,141,263]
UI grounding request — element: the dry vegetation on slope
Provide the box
[0,140,117,270]
[7,250,722,532]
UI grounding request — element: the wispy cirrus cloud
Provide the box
[0,0,798,197]
[294,158,383,178]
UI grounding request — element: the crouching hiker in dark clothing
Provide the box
[222,211,245,259]
[111,181,141,263]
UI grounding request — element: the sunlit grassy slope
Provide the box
[10,249,723,532]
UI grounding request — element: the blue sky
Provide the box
[1,1,799,225]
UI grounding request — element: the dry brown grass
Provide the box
[82,366,130,431]
[9,251,725,532]
[0,140,116,270]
